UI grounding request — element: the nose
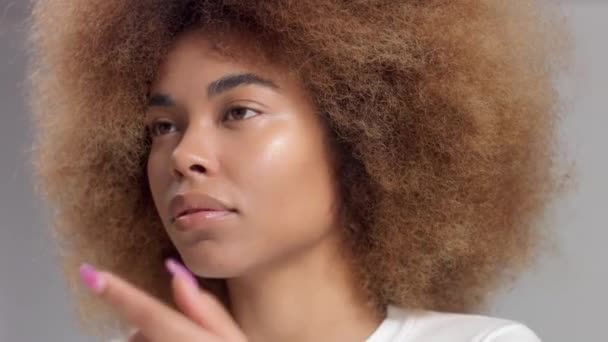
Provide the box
[170,125,217,180]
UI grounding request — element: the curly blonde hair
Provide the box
[28,0,569,337]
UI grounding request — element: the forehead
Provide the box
[159,29,274,74]
[151,28,299,93]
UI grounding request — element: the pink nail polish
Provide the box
[79,263,106,294]
[165,258,198,287]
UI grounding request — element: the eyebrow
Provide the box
[208,73,280,97]
[148,94,175,107]
[147,72,280,107]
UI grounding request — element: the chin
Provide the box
[178,245,251,279]
[191,265,245,279]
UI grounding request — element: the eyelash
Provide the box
[146,106,261,138]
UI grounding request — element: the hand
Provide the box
[79,260,247,342]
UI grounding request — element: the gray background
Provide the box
[1,1,606,341]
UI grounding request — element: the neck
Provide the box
[225,231,384,342]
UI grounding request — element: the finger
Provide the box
[129,330,150,342]
[166,259,243,340]
[79,263,216,342]
[127,330,149,342]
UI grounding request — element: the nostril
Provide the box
[172,168,184,179]
[189,164,205,173]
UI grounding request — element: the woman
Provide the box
[28,1,568,341]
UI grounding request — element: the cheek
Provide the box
[146,150,170,220]
[234,121,337,236]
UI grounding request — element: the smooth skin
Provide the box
[80,29,383,341]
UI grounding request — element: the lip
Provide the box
[169,192,237,231]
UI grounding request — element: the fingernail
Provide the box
[79,263,106,294]
[165,258,198,287]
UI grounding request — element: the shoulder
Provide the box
[387,306,542,342]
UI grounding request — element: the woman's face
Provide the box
[145,30,340,278]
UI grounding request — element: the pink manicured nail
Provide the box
[165,258,198,287]
[79,263,106,294]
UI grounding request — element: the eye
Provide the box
[147,120,177,137]
[223,106,261,122]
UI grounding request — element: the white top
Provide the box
[109,305,541,342]
[365,305,541,342]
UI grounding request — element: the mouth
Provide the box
[168,192,237,231]
[171,208,236,223]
